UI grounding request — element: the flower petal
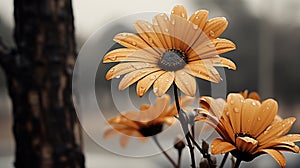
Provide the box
[203,17,228,39]
[174,70,196,96]
[153,71,175,96]
[106,62,157,80]
[189,10,209,30]
[241,99,261,135]
[227,93,244,134]
[169,14,190,50]
[152,13,172,49]
[134,20,166,52]
[184,63,221,83]
[136,70,165,97]
[252,99,278,137]
[211,138,236,154]
[120,131,134,148]
[258,149,286,168]
[114,33,158,55]
[171,5,187,19]
[257,117,296,145]
[118,68,160,90]
[236,136,258,153]
[188,38,236,60]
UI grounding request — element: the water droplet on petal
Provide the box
[121,33,127,37]
[252,101,256,106]
[234,107,239,113]
[160,13,164,16]
[180,71,185,75]
[207,43,215,48]
[171,19,175,25]
[147,25,152,29]
[109,56,117,61]
[153,87,158,93]
[165,28,169,32]
[226,112,229,116]
[193,24,198,30]
[230,100,235,105]
[181,13,185,17]
[153,21,158,26]
[257,117,261,121]
[171,10,175,14]
[109,68,115,73]
[132,41,137,46]
[209,30,215,37]
[150,75,156,80]
[139,87,146,93]
[115,75,120,79]
[195,16,199,20]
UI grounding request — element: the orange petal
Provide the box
[257,117,296,145]
[136,70,165,97]
[241,99,261,135]
[258,149,286,168]
[252,99,278,137]
[236,136,258,153]
[169,14,190,50]
[203,17,228,39]
[174,70,196,96]
[188,38,236,60]
[106,62,157,80]
[189,10,209,30]
[184,63,221,83]
[152,13,172,49]
[120,131,134,148]
[227,93,244,134]
[153,71,175,96]
[171,5,187,19]
[211,138,236,154]
[118,68,160,90]
[134,20,166,53]
[114,33,158,55]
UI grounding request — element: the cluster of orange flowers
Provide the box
[102,5,300,168]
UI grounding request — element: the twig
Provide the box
[173,84,196,168]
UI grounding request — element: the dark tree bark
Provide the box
[0,0,85,167]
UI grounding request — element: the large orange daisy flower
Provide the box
[196,93,300,167]
[103,94,194,148]
[103,5,236,97]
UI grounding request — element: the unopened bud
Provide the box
[174,136,185,150]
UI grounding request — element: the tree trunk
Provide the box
[0,0,85,167]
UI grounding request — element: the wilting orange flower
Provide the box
[196,93,300,167]
[104,94,194,147]
[103,5,236,97]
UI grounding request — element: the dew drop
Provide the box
[132,41,137,46]
[257,117,261,121]
[230,100,235,105]
[171,19,175,25]
[209,30,215,37]
[193,24,198,30]
[147,25,152,29]
[266,126,272,131]
[171,10,175,14]
[180,71,185,75]
[226,112,229,116]
[160,13,164,16]
[181,13,185,17]
[207,43,215,48]
[165,79,169,82]
[115,75,120,79]
[150,75,156,80]
[109,56,117,61]
[139,87,146,93]
[153,87,158,93]
[252,101,256,106]
[195,16,199,20]
[164,16,168,21]
[165,28,169,32]
[153,21,158,26]
[121,33,127,37]
[109,68,115,73]
[234,107,239,113]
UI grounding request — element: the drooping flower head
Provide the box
[196,92,300,167]
[103,5,236,97]
[104,94,194,148]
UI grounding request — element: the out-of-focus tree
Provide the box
[0,0,85,167]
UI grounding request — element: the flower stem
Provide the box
[177,149,182,168]
[153,135,178,168]
[234,159,242,168]
[220,152,229,168]
[173,84,196,168]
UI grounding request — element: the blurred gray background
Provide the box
[1,0,300,167]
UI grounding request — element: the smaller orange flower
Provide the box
[104,94,194,148]
[196,92,300,167]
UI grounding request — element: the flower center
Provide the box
[157,49,188,71]
[139,124,163,137]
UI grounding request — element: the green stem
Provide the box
[220,152,229,168]
[153,136,178,168]
[234,159,242,168]
[173,84,196,168]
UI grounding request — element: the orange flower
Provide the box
[103,5,236,97]
[196,93,300,167]
[104,94,194,148]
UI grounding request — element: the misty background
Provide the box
[1,0,300,167]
